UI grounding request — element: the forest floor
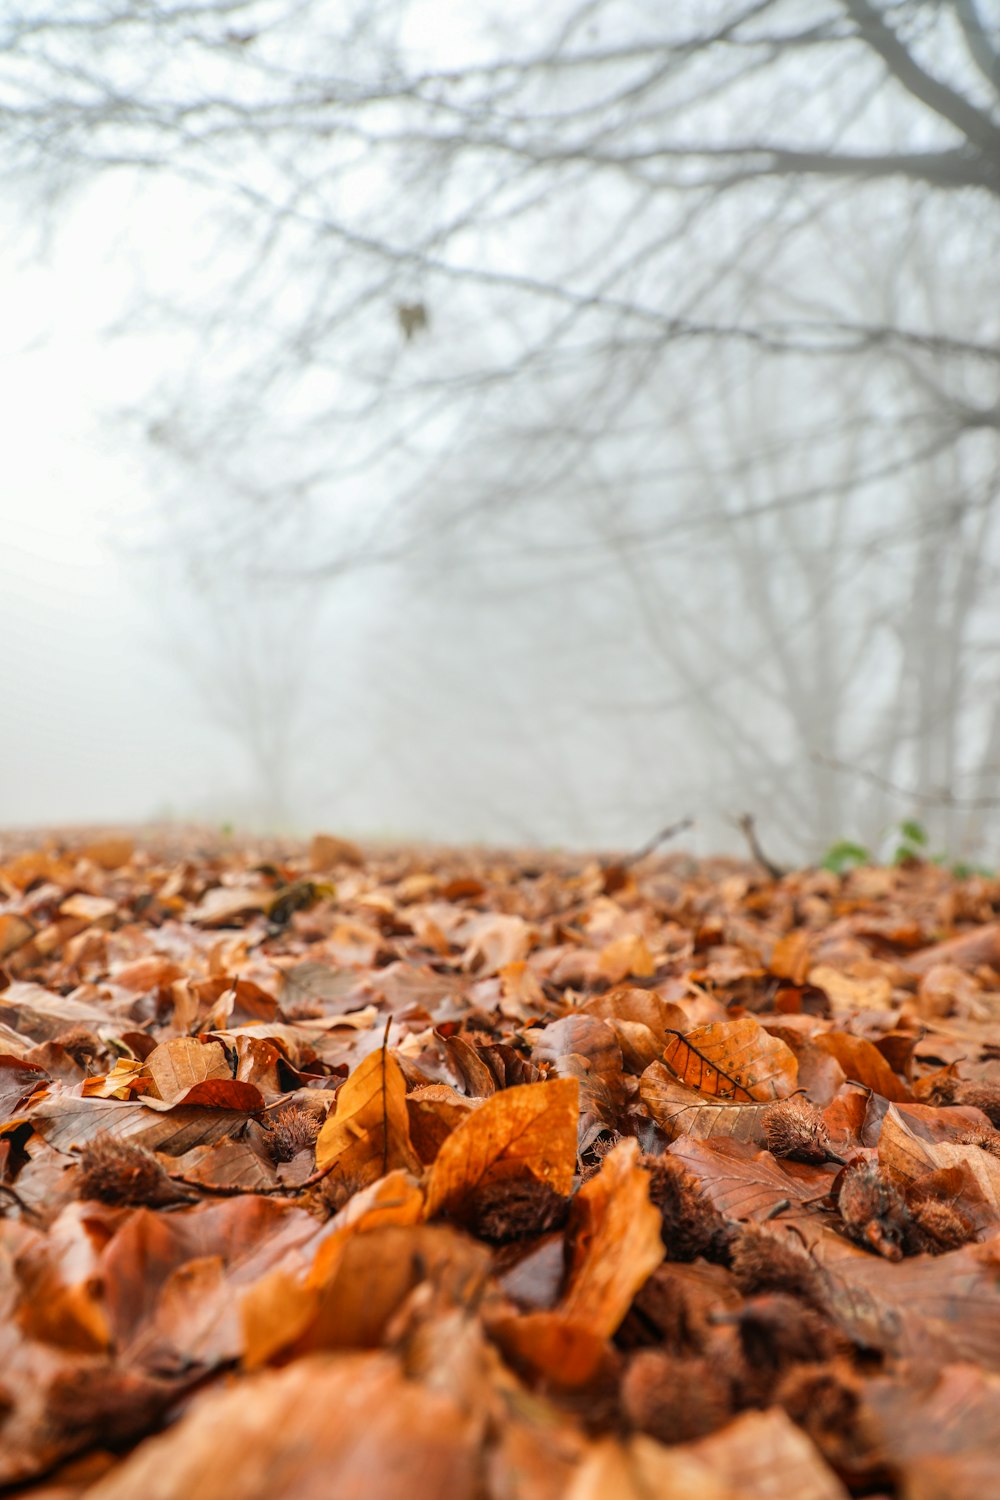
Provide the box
[1,828,999,1498]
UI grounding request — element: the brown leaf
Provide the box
[242,1172,429,1366]
[314,1044,420,1186]
[83,1353,482,1500]
[902,920,1000,976]
[531,1015,626,1145]
[582,985,692,1069]
[813,1032,911,1102]
[561,1138,664,1336]
[487,1311,610,1389]
[662,1018,798,1102]
[668,1135,832,1222]
[0,1052,49,1120]
[406,1084,477,1165]
[424,1078,579,1220]
[309,833,364,870]
[142,1038,232,1103]
[681,1407,848,1500]
[0,981,120,1042]
[188,886,272,926]
[640,1064,770,1144]
[808,965,894,1014]
[29,1095,254,1156]
[78,835,134,869]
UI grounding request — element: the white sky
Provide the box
[0,200,242,830]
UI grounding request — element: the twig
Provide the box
[621,817,694,868]
[812,752,1000,809]
[733,813,786,880]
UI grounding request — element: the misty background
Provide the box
[2,0,999,863]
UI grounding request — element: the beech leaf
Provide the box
[424,1077,579,1219]
[561,1138,664,1336]
[640,1064,771,1143]
[661,1018,798,1102]
[314,1044,421,1185]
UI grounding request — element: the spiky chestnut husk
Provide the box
[730,1224,829,1313]
[76,1134,192,1207]
[723,1293,845,1376]
[837,1161,910,1261]
[468,1177,569,1243]
[53,1026,104,1065]
[45,1366,178,1442]
[906,1195,975,1253]
[761,1096,843,1164]
[622,1350,731,1443]
[265,1104,321,1163]
[957,1125,1000,1159]
[643,1156,735,1263]
[927,1076,1000,1127]
[775,1360,864,1469]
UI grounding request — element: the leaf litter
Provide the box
[2,829,1000,1495]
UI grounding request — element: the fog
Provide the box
[2,0,998,863]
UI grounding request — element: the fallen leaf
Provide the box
[561,1138,664,1336]
[531,1016,626,1146]
[814,1032,911,1102]
[84,1353,482,1500]
[309,832,363,869]
[314,1044,421,1186]
[682,1407,848,1500]
[142,1038,232,1103]
[640,1065,770,1144]
[661,1018,797,1102]
[0,1052,49,1120]
[424,1078,579,1220]
[668,1135,832,1221]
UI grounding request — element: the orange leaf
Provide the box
[142,1038,231,1105]
[314,1045,420,1186]
[661,1018,797,1102]
[813,1033,911,1103]
[561,1138,664,1337]
[424,1078,578,1220]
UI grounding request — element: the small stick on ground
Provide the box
[734,813,786,880]
[622,817,694,869]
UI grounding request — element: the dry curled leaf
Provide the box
[561,1138,664,1337]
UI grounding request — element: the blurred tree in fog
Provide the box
[2,0,998,853]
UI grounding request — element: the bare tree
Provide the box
[3,0,999,853]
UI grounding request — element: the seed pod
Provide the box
[837,1161,910,1261]
[762,1096,844,1164]
[77,1134,193,1207]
